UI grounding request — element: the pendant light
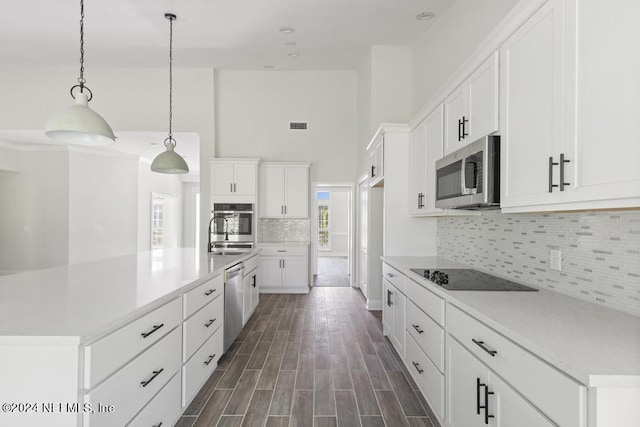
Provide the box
[151,13,189,174]
[45,0,115,146]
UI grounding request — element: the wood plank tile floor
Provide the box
[176,287,439,427]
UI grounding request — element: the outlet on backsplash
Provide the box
[549,249,562,271]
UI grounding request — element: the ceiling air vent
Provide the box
[289,121,308,130]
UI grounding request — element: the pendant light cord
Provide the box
[168,15,173,140]
[78,0,86,90]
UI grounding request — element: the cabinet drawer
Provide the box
[406,300,444,372]
[405,333,444,422]
[244,254,259,273]
[182,325,224,406]
[406,278,445,326]
[84,327,181,427]
[183,275,223,319]
[447,304,586,427]
[183,294,224,361]
[382,263,404,294]
[84,298,181,389]
[127,371,181,427]
[258,245,307,257]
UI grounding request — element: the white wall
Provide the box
[137,159,183,252]
[215,70,358,183]
[411,0,519,115]
[67,151,139,264]
[356,46,412,179]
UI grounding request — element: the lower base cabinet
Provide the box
[243,267,259,324]
[258,244,309,293]
[182,326,224,406]
[405,333,445,421]
[447,336,554,427]
[128,372,182,427]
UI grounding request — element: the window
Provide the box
[318,191,330,250]
[151,200,164,249]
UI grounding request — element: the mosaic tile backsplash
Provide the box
[258,218,311,243]
[437,210,640,316]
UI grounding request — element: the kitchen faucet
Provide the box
[208,215,229,252]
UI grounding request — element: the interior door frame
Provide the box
[310,182,355,286]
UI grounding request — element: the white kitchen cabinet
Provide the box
[257,244,309,293]
[243,255,259,325]
[444,52,499,156]
[210,159,259,203]
[367,129,384,187]
[382,265,406,357]
[259,162,310,218]
[499,0,571,210]
[409,105,445,216]
[447,337,554,427]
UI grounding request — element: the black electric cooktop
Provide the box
[409,268,538,291]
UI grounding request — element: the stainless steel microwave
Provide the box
[435,136,500,209]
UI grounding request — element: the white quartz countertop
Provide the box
[382,256,640,387]
[0,249,258,345]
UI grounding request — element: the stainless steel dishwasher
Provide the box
[223,261,245,352]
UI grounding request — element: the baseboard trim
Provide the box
[260,287,309,294]
[366,299,382,310]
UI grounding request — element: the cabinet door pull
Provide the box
[548,156,559,192]
[472,339,497,357]
[476,378,483,415]
[140,368,164,387]
[458,118,463,141]
[386,290,393,306]
[412,324,424,334]
[462,116,469,139]
[386,272,394,278]
[230,183,233,193]
[204,354,216,366]
[371,165,376,177]
[204,289,216,296]
[205,318,216,328]
[277,250,287,252]
[484,385,495,425]
[252,275,256,287]
[412,361,424,374]
[141,323,164,339]
[153,423,163,427]
[282,259,285,269]
[560,153,570,191]
[233,183,237,192]
[284,205,287,215]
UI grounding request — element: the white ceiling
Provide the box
[0,0,452,70]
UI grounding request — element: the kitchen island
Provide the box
[0,248,256,427]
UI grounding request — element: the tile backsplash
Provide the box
[258,218,311,243]
[437,210,640,316]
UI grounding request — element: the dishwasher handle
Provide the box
[225,262,245,280]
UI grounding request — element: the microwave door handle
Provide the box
[460,157,468,195]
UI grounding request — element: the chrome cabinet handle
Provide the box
[472,339,497,357]
[205,318,216,328]
[204,354,216,366]
[548,156,559,192]
[140,368,164,387]
[412,324,424,334]
[141,324,164,339]
[386,290,393,306]
[412,361,424,374]
[559,153,570,191]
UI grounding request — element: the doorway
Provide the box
[311,184,353,287]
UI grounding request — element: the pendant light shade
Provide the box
[151,13,189,175]
[151,138,189,174]
[45,92,115,146]
[45,0,115,146]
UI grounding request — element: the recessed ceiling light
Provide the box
[288,52,300,58]
[416,12,435,21]
[285,41,297,47]
[279,27,295,34]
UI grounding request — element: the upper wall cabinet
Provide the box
[500,0,640,212]
[259,162,310,218]
[367,130,385,187]
[210,159,259,203]
[444,52,499,156]
[409,105,444,216]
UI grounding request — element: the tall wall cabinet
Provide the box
[259,163,310,218]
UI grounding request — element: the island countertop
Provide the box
[0,248,256,345]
